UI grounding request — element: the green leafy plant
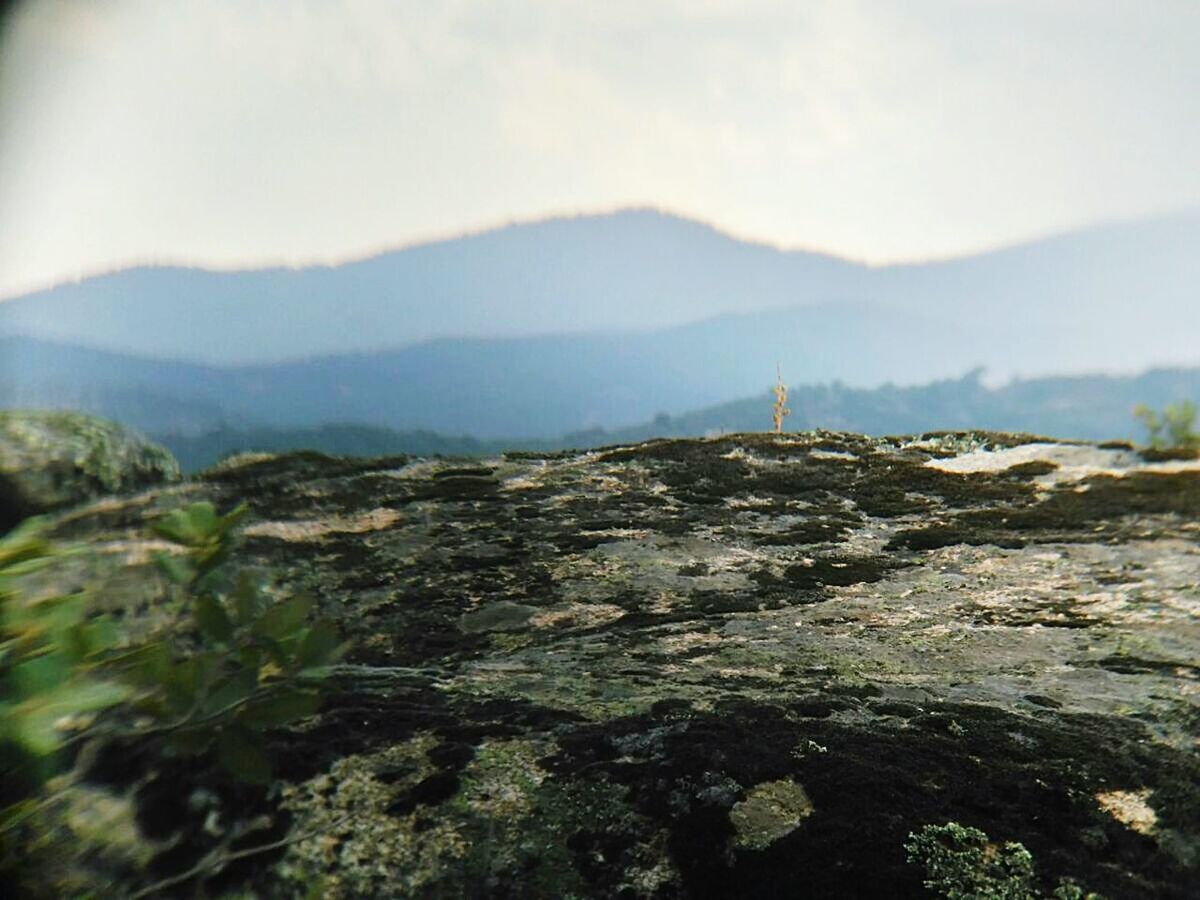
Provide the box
[1,498,347,889]
[0,518,129,869]
[1133,400,1199,449]
[905,821,1036,900]
[904,822,1101,900]
[119,501,348,783]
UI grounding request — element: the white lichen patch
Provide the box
[458,739,548,820]
[502,472,548,491]
[926,441,1200,486]
[726,494,789,509]
[579,528,653,542]
[1096,789,1158,834]
[729,779,814,850]
[244,507,400,542]
[277,735,470,898]
[385,459,460,480]
[206,451,276,472]
[809,449,859,461]
[715,665,783,680]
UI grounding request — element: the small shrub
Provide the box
[1133,401,1199,449]
[0,499,347,889]
[904,822,1102,900]
[904,822,1036,900]
[123,500,348,783]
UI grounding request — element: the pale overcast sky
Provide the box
[0,0,1197,297]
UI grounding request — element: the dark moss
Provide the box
[432,466,496,479]
[782,555,901,590]
[1085,656,1200,678]
[752,514,860,546]
[1139,447,1200,462]
[888,471,1200,550]
[200,449,408,486]
[1024,694,1064,709]
[502,448,583,461]
[541,699,1199,899]
[386,771,462,816]
[1002,460,1059,478]
[870,701,923,718]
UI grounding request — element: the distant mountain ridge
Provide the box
[3,207,1197,375]
[0,209,862,364]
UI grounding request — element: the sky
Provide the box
[0,0,1197,299]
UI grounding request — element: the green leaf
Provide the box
[163,654,218,716]
[10,708,62,756]
[217,503,250,534]
[8,680,125,757]
[194,593,234,644]
[81,618,121,655]
[236,645,264,673]
[153,551,195,585]
[216,727,272,784]
[11,653,71,698]
[111,641,171,687]
[252,593,314,641]
[232,572,266,626]
[164,725,213,756]
[298,620,342,669]
[186,502,219,537]
[0,555,55,579]
[50,679,129,714]
[237,686,320,730]
[153,509,198,545]
[29,593,88,636]
[200,667,258,718]
[258,636,292,671]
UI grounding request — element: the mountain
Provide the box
[3,208,1197,378]
[0,305,1007,440]
[0,210,864,365]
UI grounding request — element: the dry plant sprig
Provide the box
[771,365,790,434]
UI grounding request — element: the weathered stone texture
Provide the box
[27,433,1200,898]
[0,410,179,529]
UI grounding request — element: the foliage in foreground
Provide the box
[904,822,1101,900]
[0,519,130,866]
[0,499,346,888]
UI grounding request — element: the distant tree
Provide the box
[1133,401,1199,449]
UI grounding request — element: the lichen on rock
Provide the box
[23,431,1200,897]
[0,410,179,529]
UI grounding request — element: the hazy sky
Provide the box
[1,0,1197,297]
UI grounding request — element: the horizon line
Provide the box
[2,201,1197,303]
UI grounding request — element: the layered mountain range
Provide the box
[2,208,1197,442]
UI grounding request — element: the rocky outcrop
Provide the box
[29,433,1200,898]
[0,410,180,530]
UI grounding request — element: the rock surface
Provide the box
[0,410,180,530]
[29,433,1200,897]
